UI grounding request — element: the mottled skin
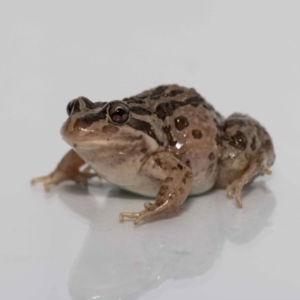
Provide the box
[31,85,275,225]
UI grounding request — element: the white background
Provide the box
[1,1,300,299]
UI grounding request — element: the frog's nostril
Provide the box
[66,97,95,116]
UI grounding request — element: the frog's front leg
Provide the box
[119,152,193,225]
[31,149,96,191]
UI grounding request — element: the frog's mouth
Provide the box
[60,116,145,150]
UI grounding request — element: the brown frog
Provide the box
[31,85,275,225]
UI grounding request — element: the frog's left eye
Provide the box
[66,97,95,116]
[108,102,130,124]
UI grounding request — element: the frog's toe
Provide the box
[119,203,165,225]
[31,175,56,191]
[226,179,245,208]
[31,170,67,191]
[235,184,244,208]
[119,211,143,225]
[226,184,234,199]
[260,160,272,175]
[31,175,49,186]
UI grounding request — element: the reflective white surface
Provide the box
[1,1,300,299]
[67,182,275,300]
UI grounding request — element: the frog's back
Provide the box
[122,84,223,194]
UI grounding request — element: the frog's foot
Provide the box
[31,149,98,191]
[226,178,247,208]
[226,159,272,208]
[31,173,58,192]
[119,202,168,225]
[31,167,96,192]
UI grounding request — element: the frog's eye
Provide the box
[66,97,95,116]
[108,102,130,124]
[66,99,78,116]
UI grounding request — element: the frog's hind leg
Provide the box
[226,154,272,207]
[216,113,275,208]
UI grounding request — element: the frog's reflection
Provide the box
[58,180,275,300]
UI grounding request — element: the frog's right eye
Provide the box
[66,97,95,116]
[108,101,131,125]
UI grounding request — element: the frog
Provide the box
[31,84,275,225]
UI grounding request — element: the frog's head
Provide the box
[61,96,161,159]
[62,97,126,146]
[61,97,160,148]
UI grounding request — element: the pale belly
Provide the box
[108,173,215,198]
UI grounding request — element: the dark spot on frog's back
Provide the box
[215,133,222,145]
[223,119,246,130]
[214,118,223,130]
[155,94,206,120]
[131,106,152,116]
[263,139,272,151]
[127,118,163,146]
[164,89,183,97]
[149,95,161,100]
[102,124,119,134]
[185,160,191,168]
[174,116,189,130]
[208,152,215,160]
[123,98,145,104]
[229,130,248,150]
[185,95,204,107]
[177,163,183,170]
[192,129,202,139]
[156,101,182,120]
[162,125,177,146]
[153,85,168,93]
[150,85,168,99]
[203,103,214,111]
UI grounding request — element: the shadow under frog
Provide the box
[56,181,275,300]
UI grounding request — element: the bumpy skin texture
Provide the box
[31,85,275,225]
